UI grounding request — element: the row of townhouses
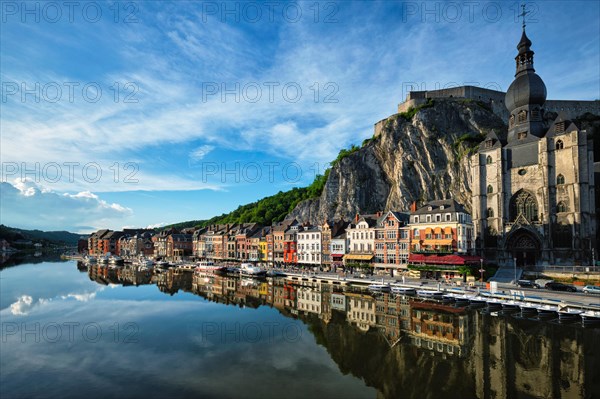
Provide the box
[88,199,481,272]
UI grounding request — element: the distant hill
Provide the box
[0,225,82,245]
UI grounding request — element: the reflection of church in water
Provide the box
[472,25,596,267]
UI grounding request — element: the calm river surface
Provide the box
[1,260,599,399]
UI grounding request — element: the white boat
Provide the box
[536,304,559,317]
[240,263,266,276]
[391,286,416,296]
[557,307,583,322]
[485,298,504,310]
[109,256,124,265]
[135,258,154,268]
[468,296,488,307]
[195,261,227,273]
[84,256,97,264]
[580,310,600,325]
[368,283,391,293]
[416,290,444,299]
[518,302,539,315]
[99,255,109,264]
[501,300,522,312]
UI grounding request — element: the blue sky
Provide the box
[1,1,599,233]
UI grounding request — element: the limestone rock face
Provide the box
[287,99,506,224]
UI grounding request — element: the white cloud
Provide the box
[10,295,34,315]
[189,145,215,163]
[1,179,133,232]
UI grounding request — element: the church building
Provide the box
[471,26,596,267]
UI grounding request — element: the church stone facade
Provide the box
[471,29,596,267]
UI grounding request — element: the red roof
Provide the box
[408,254,482,265]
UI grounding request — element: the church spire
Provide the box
[515,4,534,76]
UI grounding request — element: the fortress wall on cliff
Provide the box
[375,86,600,136]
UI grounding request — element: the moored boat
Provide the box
[195,261,227,273]
[536,304,559,318]
[240,263,266,276]
[391,286,416,296]
[84,256,97,264]
[109,256,124,265]
[416,290,444,299]
[557,307,583,322]
[368,283,391,293]
[580,310,600,326]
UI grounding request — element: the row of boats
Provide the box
[85,256,272,277]
[367,283,600,326]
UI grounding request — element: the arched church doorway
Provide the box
[507,230,540,267]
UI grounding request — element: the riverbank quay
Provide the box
[280,271,600,312]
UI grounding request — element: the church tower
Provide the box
[505,30,547,142]
[472,19,596,269]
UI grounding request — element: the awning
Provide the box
[344,254,374,261]
[444,227,453,234]
[408,254,482,265]
[331,254,344,259]
[434,227,442,234]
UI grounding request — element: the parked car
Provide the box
[545,282,577,292]
[517,279,540,289]
[582,285,600,295]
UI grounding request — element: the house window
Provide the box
[518,131,527,140]
[426,215,431,222]
[413,216,419,223]
[486,208,494,218]
[487,185,493,194]
[556,140,564,150]
[435,215,441,222]
[486,155,493,164]
[445,214,451,221]
[557,202,567,213]
[557,174,565,185]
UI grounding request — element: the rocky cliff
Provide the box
[288,99,507,224]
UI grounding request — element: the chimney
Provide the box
[355,213,360,223]
[410,201,418,213]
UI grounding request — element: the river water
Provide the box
[1,260,599,399]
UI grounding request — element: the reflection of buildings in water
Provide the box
[118,266,153,286]
[80,265,599,398]
[155,268,193,295]
[297,280,322,316]
[472,313,598,399]
[346,292,377,332]
[331,292,347,312]
[406,300,471,357]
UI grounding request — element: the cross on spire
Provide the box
[518,4,530,31]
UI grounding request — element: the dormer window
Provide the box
[485,140,493,149]
[440,205,444,210]
[428,206,432,211]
